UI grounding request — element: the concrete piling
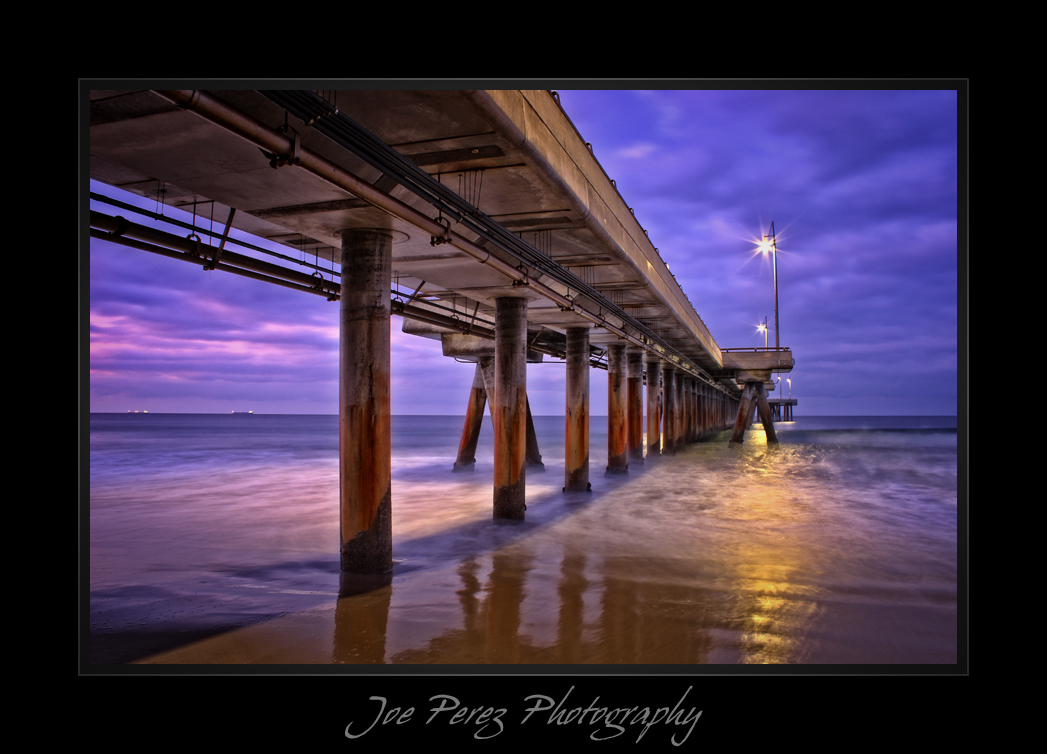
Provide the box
[626,348,644,463]
[338,229,393,574]
[645,357,662,458]
[606,343,628,474]
[754,382,779,445]
[525,397,545,471]
[729,383,756,446]
[663,367,676,456]
[457,355,543,472]
[493,297,528,520]
[564,327,591,491]
[453,363,487,471]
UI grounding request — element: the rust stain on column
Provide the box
[493,298,527,520]
[339,229,392,574]
[564,327,591,491]
[729,383,756,446]
[645,357,661,458]
[754,382,780,444]
[626,348,644,463]
[663,367,676,456]
[453,363,487,471]
[606,343,628,474]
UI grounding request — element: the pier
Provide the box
[89,89,795,574]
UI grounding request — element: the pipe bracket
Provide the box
[430,216,452,246]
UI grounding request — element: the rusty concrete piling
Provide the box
[754,382,779,445]
[663,367,676,456]
[493,298,528,519]
[645,357,662,458]
[339,229,393,574]
[729,383,756,446]
[564,327,591,491]
[626,347,644,463]
[525,397,545,471]
[606,343,628,474]
[453,363,487,471]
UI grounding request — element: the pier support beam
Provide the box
[729,383,756,446]
[493,297,528,520]
[453,360,544,471]
[606,343,628,474]
[453,363,487,471]
[754,382,779,445]
[645,356,662,458]
[525,397,545,471]
[339,229,393,574]
[626,348,644,463]
[699,383,707,439]
[565,327,591,491]
[689,380,697,443]
[663,367,676,456]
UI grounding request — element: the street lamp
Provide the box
[757,222,780,351]
[756,317,768,349]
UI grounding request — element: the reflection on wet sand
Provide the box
[132,428,956,665]
[139,467,815,664]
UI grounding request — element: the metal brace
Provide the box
[430,216,452,246]
[259,128,301,169]
[204,208,236,271]
[511,264,530,288]
[186,233,202,259]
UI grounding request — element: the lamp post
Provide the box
[758,222,780,351]
[757,317,768,349]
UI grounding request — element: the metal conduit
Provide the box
[90,211,340,294]
[151,89,728,393]
[91,210,598,359]
[89,191,335,276]
[259,91,680,354]
[256,90,725,391]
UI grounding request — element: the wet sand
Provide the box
[90,432,958,667]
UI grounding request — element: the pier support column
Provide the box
[682,377,692,445]
[645,356,662,458]
[525,396,545,471]
[754,383,779,445]
[606,343,628,474]
[565,327,591,491]
[729,383,756,446]
[678,375,686,446]
[700,383,707,439]
[453,363,487,471]
[689,379,696,443]
[678,374,685,444]
[339,229,393,574]
[493,297,528,520]
[626,347,644,463]
[663,367,676,455]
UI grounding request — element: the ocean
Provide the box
[87,413,959,667]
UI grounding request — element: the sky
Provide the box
[87,85,962,416]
